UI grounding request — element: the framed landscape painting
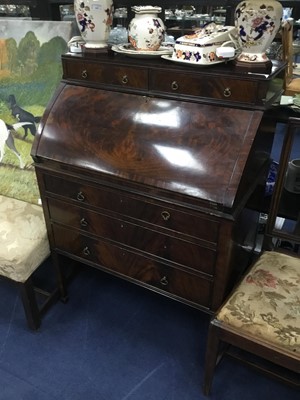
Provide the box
[0,19,73,204]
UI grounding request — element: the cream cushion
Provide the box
[217,251,300,357]
[0,195,50,283]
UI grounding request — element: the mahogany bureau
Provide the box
[31,53,285,313]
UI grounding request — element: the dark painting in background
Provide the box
[0,19,72,204]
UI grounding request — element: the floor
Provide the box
[0,261,299,400]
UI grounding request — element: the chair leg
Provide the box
[18,278,41,330]
[203,322,221,396]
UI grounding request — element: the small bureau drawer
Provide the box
[63,59,148,89]
[52,224,213,309]
[48,198,216,275]
[44,175,219,244]
[150,70,257,103]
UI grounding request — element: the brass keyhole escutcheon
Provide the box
[81,70,88,79]
[171,81,179,91]
[80,218,88,227]
[223,87,231,97]
[161,211,171,221]
[122,75,128,84]
[83,246,90,256]
[160,276,169,286]
[76,191,85,202]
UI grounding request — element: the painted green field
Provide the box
[0,110,42,204]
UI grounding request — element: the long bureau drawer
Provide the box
[43,174,219,244]
[52,224,213,309]
[150,70,258,103]
[48,197,216,276]
[63,59,148,90]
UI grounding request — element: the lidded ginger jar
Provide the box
[128,5,165,51]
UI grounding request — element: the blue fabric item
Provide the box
[266,121,300,196]
[0,263,298,400]
[271,122,300,162]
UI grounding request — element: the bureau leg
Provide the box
[203,322,222,396]
[51,252,68,302]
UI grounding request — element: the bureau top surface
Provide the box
[61,53,285,110]
[62,52,285,81]
[33,82,264,211]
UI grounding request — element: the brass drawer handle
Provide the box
[81,69,88,79]
[161,211,170,221]
[171,81,179,91]
[121,75,128,84]
[80,218,88,227]
[223,87,231,97]
[83,246,90,256]
[76,191,85,202]
[160,276,169,286]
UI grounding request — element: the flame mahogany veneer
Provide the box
[31,53,286,312]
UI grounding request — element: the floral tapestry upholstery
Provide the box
[0,195,49,283]
[217,251,300,356]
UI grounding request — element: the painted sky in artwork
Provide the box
[0,19,74,44]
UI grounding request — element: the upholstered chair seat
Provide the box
[0,194,61,330]
[203,117,300,395]
[0,194,50,282]
[216,251,300,358]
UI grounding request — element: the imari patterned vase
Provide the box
[74,0,113,49]
[128,6,165,51]
[235,0,283,71]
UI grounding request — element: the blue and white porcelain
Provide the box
[235,0,283,64]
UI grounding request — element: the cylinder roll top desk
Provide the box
[31,51,285,313]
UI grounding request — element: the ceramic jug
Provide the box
[128,5,165,51]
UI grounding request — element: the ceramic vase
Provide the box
[234,0,283,70]
[128,6,165,51]
[74,0,113,49]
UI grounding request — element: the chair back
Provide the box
[281,18,294,91]
[264,117,300,250]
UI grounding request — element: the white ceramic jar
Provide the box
[74,0,113,49]
[234,0,283,64]
[128,6,165,51]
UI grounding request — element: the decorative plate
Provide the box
[112,43,173,58]
[161,54,232,66]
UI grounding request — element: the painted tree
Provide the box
[17,31,40,76]
[6,38,18,73]
[0,39,8,72]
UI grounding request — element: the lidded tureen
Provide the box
[172,23,239,65]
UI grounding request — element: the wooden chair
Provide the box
[281,18,300,95]
[203,117,300,395]
[0,195,62,330]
